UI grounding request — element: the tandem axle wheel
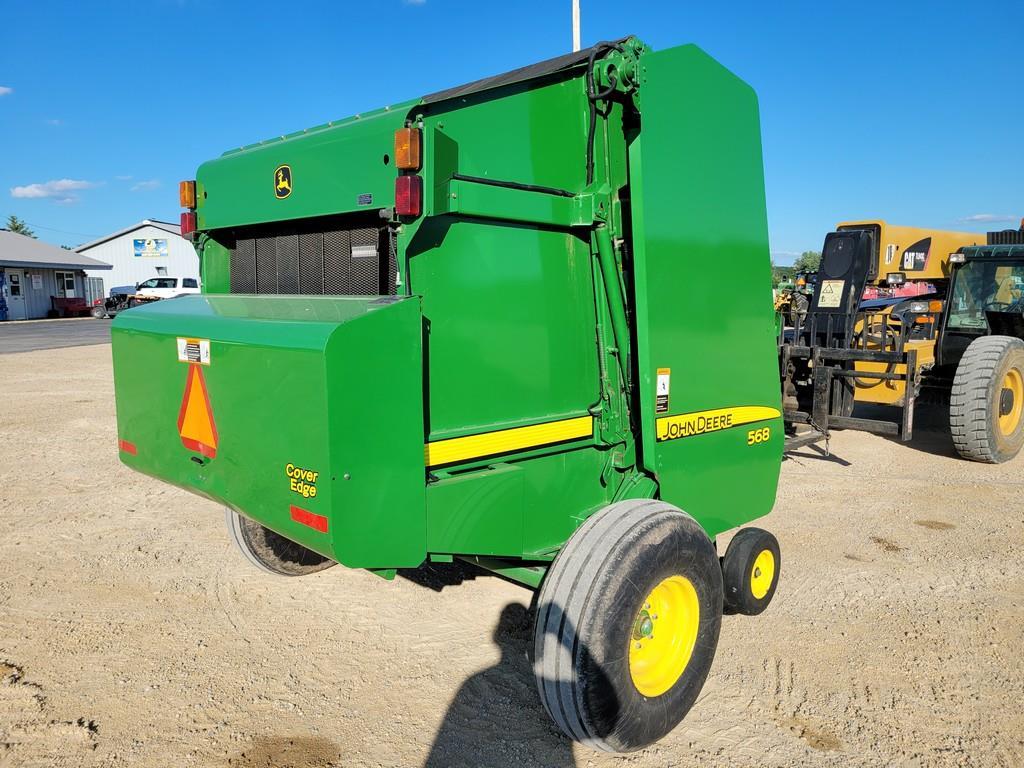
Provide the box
[721,527,781,615]
[533,499,723,752]
[532,505,782,751]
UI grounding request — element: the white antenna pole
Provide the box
[572,0,581,52]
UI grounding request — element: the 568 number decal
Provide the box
[747,427,771,446]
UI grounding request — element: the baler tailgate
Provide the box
[629,45,783,536]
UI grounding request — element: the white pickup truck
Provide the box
[92,276,202,318]
[134,276,201,300]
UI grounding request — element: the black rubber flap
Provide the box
[422,37,630,105]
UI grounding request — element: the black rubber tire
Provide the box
[950,335,1024,463]
[90,305,108,319]
[721,528,781,616]
[224,508,335,576]
[533,499,723,752]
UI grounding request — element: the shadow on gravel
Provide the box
[397,559,485,592]
[424,603,576,768]
[223,735,340,767]
[784,442,852,466]
[787,401,962,464]
[860,402,961,459]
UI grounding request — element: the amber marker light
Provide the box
[394,127,421,170]
[179,179,196,209]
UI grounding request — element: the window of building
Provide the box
[55,271,77,298]
[156,266,168,276]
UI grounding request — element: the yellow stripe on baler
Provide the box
[425,415,593,468]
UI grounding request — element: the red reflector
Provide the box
[118,439,138,456]
[290,504,328,533]
[180,211,197,239]
[395,174,422,217]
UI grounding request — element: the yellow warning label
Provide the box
[656,406,781,442]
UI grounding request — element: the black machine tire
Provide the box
[224,508,336,576]
[950,335,1024,463]
[721,528,780,616]
[90,305,108,319]
[533,499,723,752]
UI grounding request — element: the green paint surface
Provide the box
[112,39,782,581]
[630,45,782,537]
[113,295,425,568]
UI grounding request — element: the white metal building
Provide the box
[0,229,112,320]
[77,219,199,294]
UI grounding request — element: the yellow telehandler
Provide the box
[781,220,1024,462]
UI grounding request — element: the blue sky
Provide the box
[2,0,1021,263]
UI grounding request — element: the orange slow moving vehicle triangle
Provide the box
[177,363,218,458]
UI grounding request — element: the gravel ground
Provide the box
[1,344,1021,768]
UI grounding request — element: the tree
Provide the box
[772,264,795,288]
[793,250,821,273]
[5,215,36,238]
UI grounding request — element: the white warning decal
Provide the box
[655,368,671,414]
[176,337,211,365]
[818,280,845,308]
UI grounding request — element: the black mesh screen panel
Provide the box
[275,233,299,294]
[323,229,351,294]
[231,237,257,293]
[255,236,277,294]
[298,232,324,295]
[350,228,380,295]
[226,219,394,296]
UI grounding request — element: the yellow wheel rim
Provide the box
[628,575,700,698]
[998,368,1024,435]
[750,549,775,600]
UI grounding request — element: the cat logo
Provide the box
[274,164,292,199]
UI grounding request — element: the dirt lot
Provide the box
[1,344,1022,768]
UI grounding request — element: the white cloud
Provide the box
[10,178,99,204]
[115,174,133,181]
[130,179,161,192]
[0,86,12,96]
[403,0,426,5]
[44,118,62,126]
[959,213,1017,224]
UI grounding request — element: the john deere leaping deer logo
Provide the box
[274,165,292,199]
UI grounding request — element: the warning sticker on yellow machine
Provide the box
[656,406,781,442]
[817,280,845,308]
